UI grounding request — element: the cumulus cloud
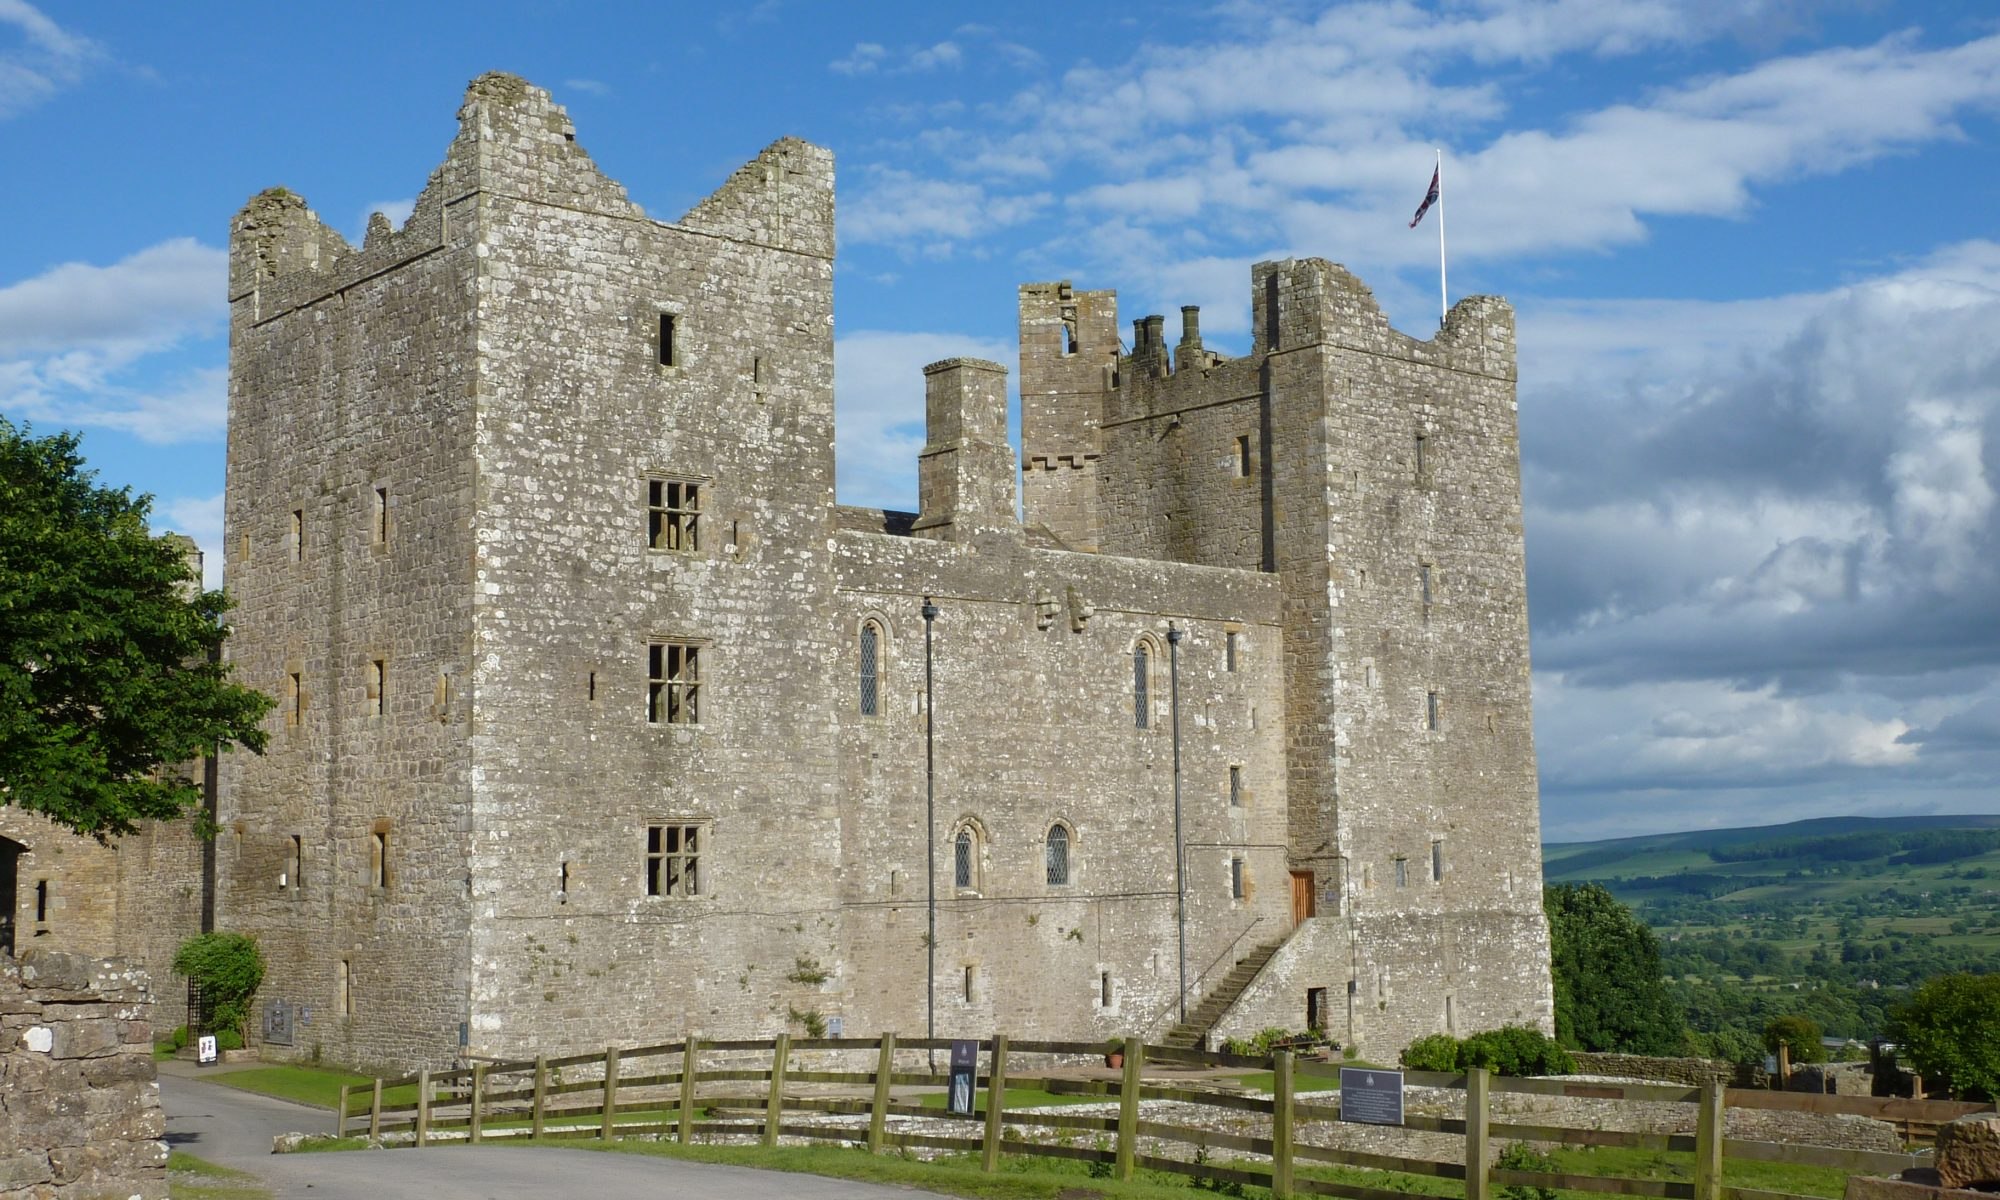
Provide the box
[842,169,1051,252]
[163,492,224,588]
[834,330,1014,511]
[0,1,98,119]
[830,43,887,76]
[0,238,228,443]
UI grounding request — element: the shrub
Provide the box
[1762,1015,1827,1065]
[1889,973,2000,1100]
[1402,1032,1462,1071]
[171,932,265,1041]
[1402,1027,1575,1076]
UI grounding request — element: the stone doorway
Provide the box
[1290,870,1315,924]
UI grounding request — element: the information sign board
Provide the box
[947,1039,978,1115]
[1339,1066,1404,1125]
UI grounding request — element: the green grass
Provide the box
[167,1151,270,1200]
[207,1064,416,1111]
[1547,1144,1848,1199]
[915,1086,1106,1110]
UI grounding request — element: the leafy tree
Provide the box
[1762,1015,1827,1064]
[171,932,265,1040]
[1888,973,2000,1100]
[0,419,270,837]
[1545,883,1686,1054]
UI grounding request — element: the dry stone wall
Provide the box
[0,951,165,1200]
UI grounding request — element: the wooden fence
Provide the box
[335,1034,1944,1200]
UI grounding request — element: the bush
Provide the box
[171,932,265,1040]
[1763,1015,1827,1064]
[1401,1027,1575,1076]
[1889,973,2000,1100]
[1495,1142,1559,1200]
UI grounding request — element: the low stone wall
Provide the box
[1570,1052,1770,1090]
[0,950,166,1200]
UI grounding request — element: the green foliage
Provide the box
[784,956,830,985]
[1495,1142,1559,1200]
[1546,883,1686,1054]
[1762,1015,1827,1063]
[1218,1027,1327,1057]
[1888,972,2000,1100]
[1399,1027,1575,1076]
[786,1006,828,1038]
[172,933,265,1039]
[0,418,271,837]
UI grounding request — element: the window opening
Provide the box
[367,659,385,717]
[1427,691,1442,731]
[1225,631,1239,672]
[370,831,389,889]
[963,965,974,1003]
[1420,563,1432,607]
[586,671,596,703]
[559,860,569,901]
[1229,765,1243,807]
[286,673,302,727]
[658,313,678,367]
[373,487,388,544]
[1230,857,1245,900]
[285,835,301,891]
[648,641,701,724]
[647,479,701,552]
[1236,434,1252,477]
[646,824,703,897]
[954,830,974,889]
[1432,839,1445,883]
[1133,645,1149,728]
[291,509,303,561]
[1045,825,1070,886]
[1394,857,1408,888]
[1100,971,1112,1006]
[859,622,880,716]
[34,879,48,923]
[1415,433,1428,480]
[338,960,353,1016]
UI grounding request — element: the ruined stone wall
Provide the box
[220,103,486,1069]
[829,526,1289,1042]
[0,951,165,1200]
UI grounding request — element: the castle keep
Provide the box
[218,73,1553,1070]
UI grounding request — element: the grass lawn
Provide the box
[207,1065,417,1111]
[1548,1144,1848,1199]
[167,1151,270,1200]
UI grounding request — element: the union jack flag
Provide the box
[1409,166,1440,228]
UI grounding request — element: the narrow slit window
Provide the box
[1427,691,1442,732]
[1394,857,1408,888]
[370,831,389,889]
[1229,765,1243,807]
[373,487,388,544]
[647,479,701,552]
[338,960,353,1016]
[658,312,678,367]
[1230,857,1245,900]
[963,965,975,1003]
[1420,563,1433,608]
[648,641,701,724]
[645,824,703,897]
[1432,840,1445,882]
[1236,434,1252,477]
[291,509,304,562]
[1045,825,1070,886]
[34,879,48,923]
[286,672,302,727]
[1133,645,1150,729]
[367,659,385,717]
[859,622,880,717]
[586,671,596,703]
[1100,971,1112,1007]
[1225,631,1239,672]
[285,835,301,891]
[559,860,569,900]
[1414,433,1428,480]
[954,830,974,889]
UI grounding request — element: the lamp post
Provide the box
[922,596,940,1071]
[1167,623,1187,1026]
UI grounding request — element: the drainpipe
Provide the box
[1167,624,1187,1026]
[922,596,940,1071]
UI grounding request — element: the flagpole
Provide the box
[1436,148,1447,328]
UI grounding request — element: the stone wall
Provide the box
[0,950,165,1200]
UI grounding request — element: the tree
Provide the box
[1762,1015,1827,1064]
[1889,973,2000,1100]
[172,932,265,1041]
[0,419,270,837]
[1545,882,1687,1054]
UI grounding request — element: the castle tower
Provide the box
[1018,282,1119,550]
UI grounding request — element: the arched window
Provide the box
[1133,644,1150,728]
[954,829,975,889]
[859,621,881,716]
[1045,825,1070,886]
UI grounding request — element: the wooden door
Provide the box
[1290,870,1315,924]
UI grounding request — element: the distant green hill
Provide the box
[1543,814,2000,884]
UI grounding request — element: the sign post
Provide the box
[196,1034,218,1067]
[947,1039,978,1116]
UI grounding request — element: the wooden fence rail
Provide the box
[334,1033,1945,1200]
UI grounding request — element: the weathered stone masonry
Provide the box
[219,73,1553,1072]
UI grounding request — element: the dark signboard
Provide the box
[947,1039,978,1115]
[1339,1066,1404,1125]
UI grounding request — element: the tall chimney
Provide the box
[912,358,1018,539]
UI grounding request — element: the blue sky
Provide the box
[4,1,1998,840]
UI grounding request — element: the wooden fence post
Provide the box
[679,1036,700,1146]
[868,1032,896,1154]
[1272,1050,1295,1199]
[1464,1066,1491,1200]
[1115,1036,1143,1182]
[368,1076,382,1141]
[1695,1080,1724,1200]
[415,1069,431,1148]
[600,1045,620,1144]
[531,1055,546,1139]
[1777,1042,1791,1084]
[982,1034,1010,1172]
[336,1084,349,1138]
[764,1032,791,1148]
[469,1061,485,1144]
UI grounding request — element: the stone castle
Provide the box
[200,73,1552,1070]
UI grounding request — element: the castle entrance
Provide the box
[0,836,22,956]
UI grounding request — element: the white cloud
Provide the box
[164,492,224,589]
[0,0,97,118]
[830,43,887,76]
[563,78,610,96]
[906,41,961,73]
[834,330,1014,511]
[356,198,415,243]
[843,170,1051,251]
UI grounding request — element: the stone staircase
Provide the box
[1158,938,1286,1050]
